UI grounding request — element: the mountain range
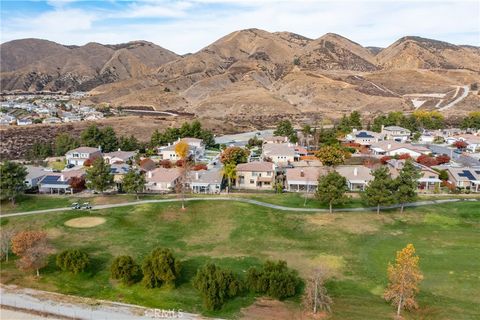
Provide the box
[1,29,479,120]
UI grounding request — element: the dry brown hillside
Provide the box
[2,30,480,120]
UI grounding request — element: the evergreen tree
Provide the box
[142,248,181,288]
[81,124,103,148]
[274,120,298,143]
[0,161,27,204]
[55,133,79,156]
[118,135,140,151]
[122,170,146,199]
[362,166,395,214]
[101,127,118,152]
[111,255,142,285]
[150,129,162,147]
[337,114,352,134]
[349,111,362,129]
[316,171,348,213]
[395,160,421,213]
[193,263,242,310]
[86,158,113,193]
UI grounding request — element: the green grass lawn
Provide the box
[1,200,479,319]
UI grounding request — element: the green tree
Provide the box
[55,133,79,156]
[122,170,145,200]
[142,248,181,288]
[362,166,395,214]
[81,124,103,148]
[111,255,142,285]
[394,160,421,213]
[193,263,242,310]
[461,111,480,130]
[315,145,347,167]
[337,114,352,134]
[274,120,298,143]
[0,161,27,204]
[150,129,162,147]
[246,260,300,300]
[118,135,140,151]
[86,158,113,193]
[27,142,53,160]
[438,169,448,181]
[349,111,362,129]
[56,249,89,274]
[316,171,348,213]
[316,127,338,146]
[101,126,118,152]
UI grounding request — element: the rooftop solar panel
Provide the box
[458,170,476,181]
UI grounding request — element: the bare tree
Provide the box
[303,267,333,314]
[11,231,51,277]
[0,228,15,262]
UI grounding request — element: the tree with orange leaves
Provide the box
[384,244,423,317]
[11,231,50,277]
[175,141,190,210]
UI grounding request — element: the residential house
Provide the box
[66,147,102,166]
[104,150,136,164]
[285,167,326,192]
[336,165,374,191]
[43,117,62,124]
[345,130,384,146]
[381,125,411,142]
[62,113,81,122]
[158,137,205,162]
[236,161,275,190]
[189,168,222,194]
[453,134,480,153]
[262,143,296,166]
[110,164,131,191]
[387,159,442,192]
[264,136,289,144]
[38,169,85,194]
[445,167,480,192]
[370,141,430,159]
[24,165,47,189]
[16,118,32,126]
[145,167,182,192]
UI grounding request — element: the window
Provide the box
[267,171,272,176]
[250,179,255,184]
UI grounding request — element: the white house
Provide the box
[158,138,205,161]
[285,167,326,192]
[381,125,411,142]
[66,147,102,166]
[345,130,384,146]
[262,143,296,165]
[103,150,136,164]
[16,118,32,126]
[370,141,430,159]
[24,165,47,189]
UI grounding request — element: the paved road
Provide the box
[2,197,477,218]
[1,285,208,320]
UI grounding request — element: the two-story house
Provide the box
[236,161,275,190]
[381,125,411,142]
[66,147,102,166]
[345,130,385,146]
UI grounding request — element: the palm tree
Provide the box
[222,163,236,193]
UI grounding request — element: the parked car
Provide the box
[71,203,81,209]
[81,202,92,210]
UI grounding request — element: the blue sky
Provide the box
[1,0,479,54]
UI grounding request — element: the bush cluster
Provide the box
[56,249,89,274]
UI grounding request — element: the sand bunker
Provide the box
[65,217,106,228]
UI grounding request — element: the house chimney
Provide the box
[300,169,305,177]
[147,171,152,179]
[118,148,121,151]
[98,145,102,151]
[354,167,358,176]
[381,125,385,132]
[387,143,391,150]
[168,142,171,146]
[195,172,199,180]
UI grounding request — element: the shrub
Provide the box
[142,248,181,288]
[111,255,142,285]
[193,263,242,310]
[56,249,89,274]
[159,160,172,168]
[246,260,300,300]
[380,156,392,164]
[416,154,438,167]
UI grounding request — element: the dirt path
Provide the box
[439,85,469,111]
